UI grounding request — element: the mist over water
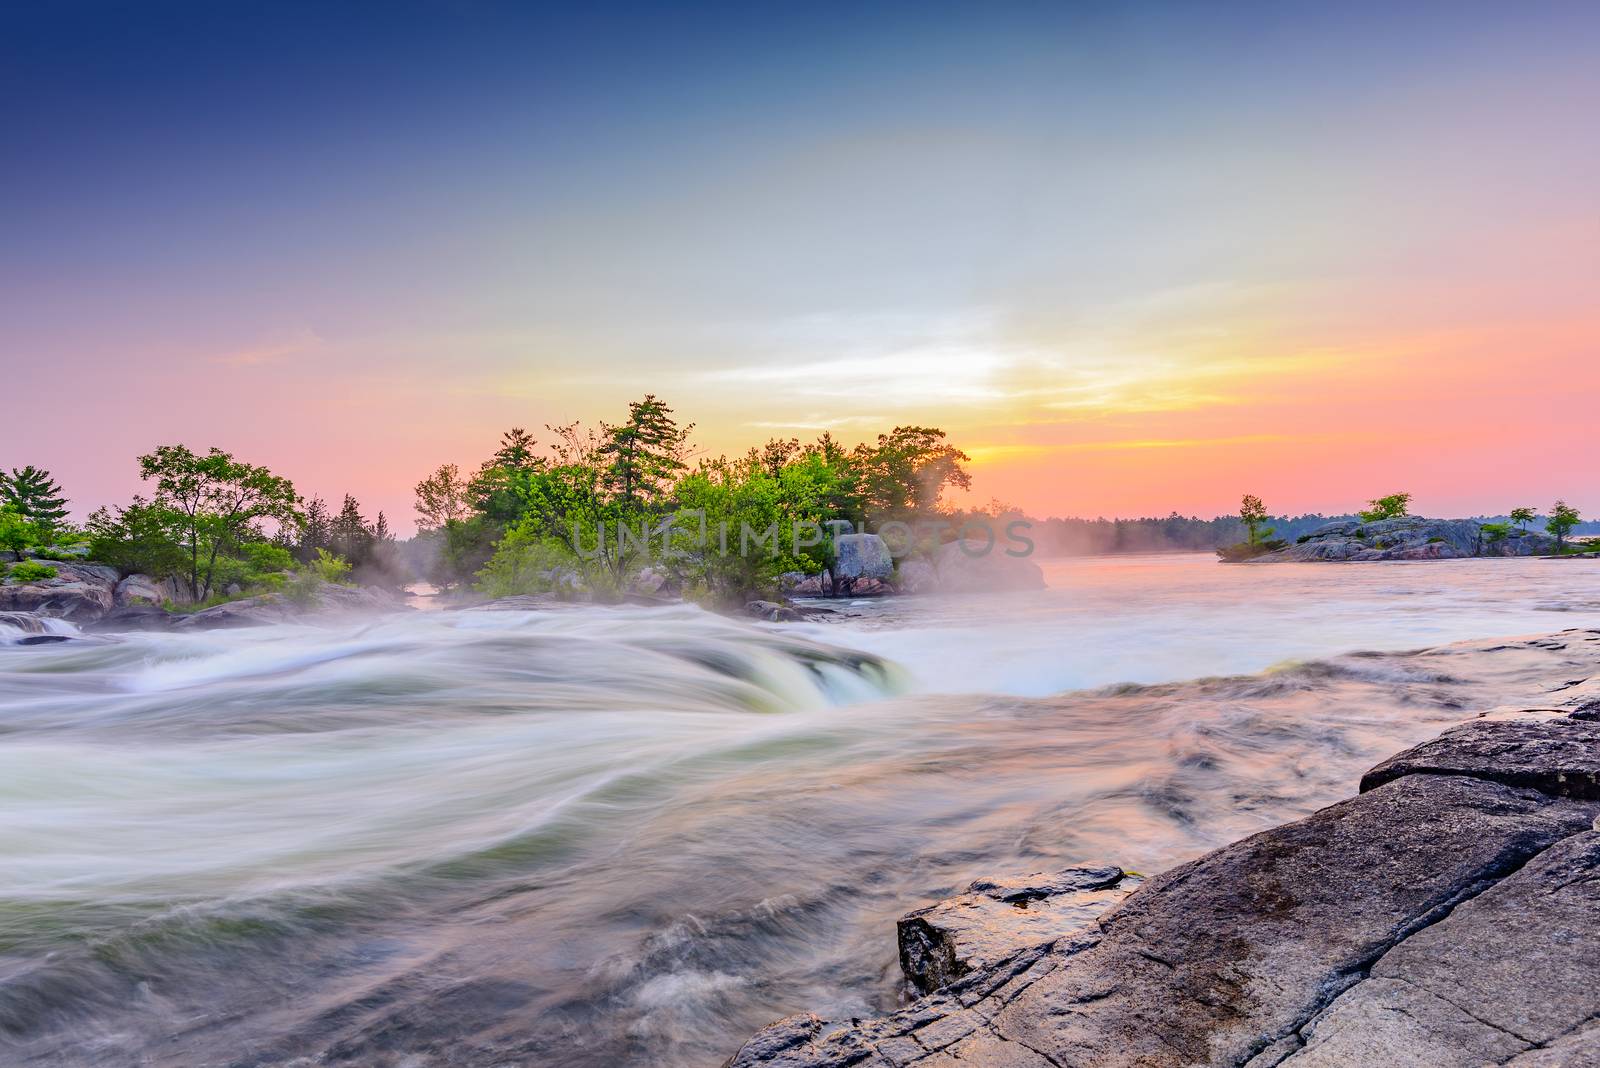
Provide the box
[1,555,1596,1066]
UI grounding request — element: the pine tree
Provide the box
[599,395,693,509]
[298,496,331,563]
[373,511,392,542]
[2,465,69,533]
[331,494,373,565]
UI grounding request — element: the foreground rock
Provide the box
[897,866,1138,996]
[163,584,405,629]
[725,715,1600,1067]
[1251,517,1556,562]
[0,561,119,621]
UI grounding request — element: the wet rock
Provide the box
[898,866,1136,994]
[88,604,177,632]
[725,773,1600,1067]
[0,561,119,621]
[15,634,75,645]
[171,584,405,630]
[0,610,51,635]
[745,600,800,623]
[1360,716,1600,799]
[1272,831,1600,1066]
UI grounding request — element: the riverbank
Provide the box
[727,630,1600,1067]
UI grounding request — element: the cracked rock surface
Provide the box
[724,714,1600,1067]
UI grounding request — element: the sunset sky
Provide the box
[3,2,1597,532]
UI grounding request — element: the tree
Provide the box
[1509,507,1536,530]
[1547,500,1581,554]
[414,463,470,531]
[137,445,302,600]
[330,494,373,565]
[1239,494,1270,545]
[85,498,191,585]
[598,394,693,510]
[373,511,392,542]
[852,426,971,521]
[2,465,69,534]
[490,427,540,470]
[297,495,332,563]
[1359,493,1412,522]
[0,505,42,553]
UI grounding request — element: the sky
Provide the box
[2,1,1597,533]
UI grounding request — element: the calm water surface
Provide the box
[0,554,1596,1066]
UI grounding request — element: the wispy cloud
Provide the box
[210,329,326,368]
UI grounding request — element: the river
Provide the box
[1,554,1596,1066]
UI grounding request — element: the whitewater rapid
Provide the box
[1,554,1596,1067]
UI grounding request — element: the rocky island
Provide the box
[725,631,1600,1068]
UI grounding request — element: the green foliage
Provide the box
[1239,494,1269,545]
[1358,493,1412,522]
[599,394,693,511]
[1,466,69,534]
[1508,507,1536,530]
[307,547,352,584]
[1547,500,1582,553]
[475,526,579,598]
[5,560,58,582]
[1481,523,1510,545]
[210,541,296,592]
[1426,536,1446,544]
[851,426,969,522]
[414,463,471,531]
[1216,538,1285,562]
[0,505,42,553]
[136,445,302,600]
[85,498,189,579]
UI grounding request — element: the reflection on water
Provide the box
[0,554,1596,1066]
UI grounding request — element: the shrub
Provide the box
[1427,536,1445,544]
[7,561,59,582]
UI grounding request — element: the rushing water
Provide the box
[1,555,1597,1067]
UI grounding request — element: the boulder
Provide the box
[114,574,168,607]
[930,539,1046,593]
[831,534,893,584]
[891,558,938,594]
[778,571,831,597]
[898,866,1137,995]
[745,600,801,623]
[0,561,119,622]
[89,604,177,632]
[725,719,1600,1068]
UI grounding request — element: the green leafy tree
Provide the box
[1547,500,1581,554]
[85,499,189,578]
[137,445,302,600]
[2,465,69,535]
[1239,494,1270,545]
[414,463,471,531]
[852,426,970,522]
[1359,492,1412,522]
[0,505,42,553]
[1508,507,1536,530]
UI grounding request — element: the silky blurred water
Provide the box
[0,554,1596,1067]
